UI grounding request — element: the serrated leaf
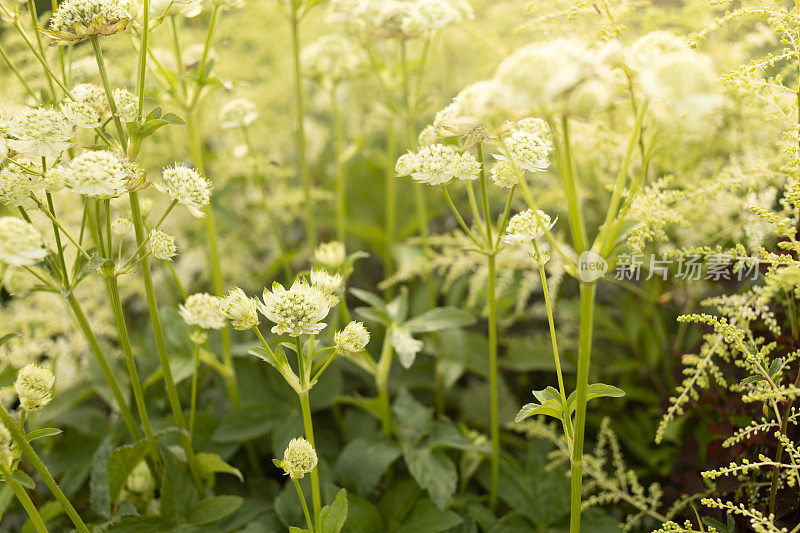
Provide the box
[515,399,563,423]
[566,383,625,415]
[404,448,457,510]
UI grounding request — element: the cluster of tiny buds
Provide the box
[278,437,318,480]
[149,229,177,261]
[335,321,370,355]
[14,363,55,412]
[314,241,346,270]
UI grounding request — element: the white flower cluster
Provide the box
[327,0,472,40]
[45,0,133,45]
[280,437,317,479]
[495,130,550,173]
[335,321,370,355]
[259,277,334,336]
[14,363,55,412]
[219,99,258,129]
[0,217,48,266]
[6,107,74,158]
[155,165,212,217]
[395,144,480,186]
[179,293,226,330]
[0,166,33,207]
[302,35,364,85]
[149,229,177,261]
[314,241,346,270]
[66,150,131,198]
[217,287,260,330]
[503,209,556,244]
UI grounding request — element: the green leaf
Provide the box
[196,452,243,482]
[349,288,389,316]
[318,489,348,533]
[186,495,243,524]
[90,437,114,518]
[335,436,400,494]
[159,445,198,525]
[403,448,457,510]
[393,389,433,445]
[107,440,150,510]
[25,427,62,442]
[515,399,563,423]
[532,387,562,405]
[566,383,625,415]
[0,333,20,347]
[391,498,462,533]
[212,400,293,442]
[768,357,783,378]
[404,307,475,333]
[11,470,35,490]
[389,327,423,369]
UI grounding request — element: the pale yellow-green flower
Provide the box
[260,279,332,336]
[217,287,260,330]
[179,293,226,330]
[279,437,317,479]
[149,229,177,261]
[335,321,370,355]
[44,0,133,46]
[0,217,48,266]
[14,363,55,412]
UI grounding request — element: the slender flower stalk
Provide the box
[1,462,48,533]
[0,405,90,532]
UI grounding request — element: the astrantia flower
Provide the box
[44,0,133,46]
[638,50,720,117]
[110,217,132,236]
[6,107,74,158]
[126,460,155,494]
[626,31,690,73]
[149,229,177,261]
[279,437,317,479]
[155,165,211,217]
[0,217,48,266]
[490,159,517,189]
[217,287,260,330]
[396,144,480,186]
[113,88,138,123]
[219,99,258,129]
[72,83,108,116]
[310,269,342,294]
[43,165,69,192]
[496,130,549,173]
[60,99,101,129]
[179,292,226,330]
[66,150,130,198]
[302,34,364,85]
[503,209,555,244]
[335,321,370,355]
[14,363,55,412]
[259,278,332,336]
[0,167,33,207]
[314,241,346,270]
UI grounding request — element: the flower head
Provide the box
[72,83,108,116]
[489,159,517,189]
[396,144,480,186]
[219,99,258,129]
[217,287,260,330]
[155,165,211,217]
[314,241,346,270]
[111,217,132,236]
[335,321,370,355]
[279,437,318,479]
[14,363,55,412]
[302,35,364,85]
[6,107,74,158]
[44,0,133,45]
[126,460,155,494]
[503,209,555,244]
[310,269,342,294]
[259,278,332,336]
[0,167,33,207]
[149,229,177,261]
[179,293,226,330]
[60,99,101,129]
[113,88,138,123]
[0,217,48,266]
[496,130,549,173]
[638,50,720,117]
[66,150,130,198]
[43,165,69,192]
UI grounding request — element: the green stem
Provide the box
[104,275,161,469]
[31,195,91,260]
[293,478,314,533]
[188,5,219,109]
[127,191,204,491]
[25,0,56,100]
[384,120,397,278]
[289,10,315,252]
[376,333,395,435]
[65,292,141,440]
[0,405,89,532]
[135,0,150,120]
[90,35,127,147]
[0,42,37,99]
[299,392,321,527]
[487,253,499,512]
[440,186,482,248]
[331,84,347,243]
[1,463,48,533]
[558,117,588,253]
[569,282,597,533]
[189,341,201,437]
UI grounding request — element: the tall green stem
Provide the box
[1,463,48,533]
[487,253,499,511]
[293,478,314,532]
[90,36,127,147]
[65,293,141,440]
[299,391,321,526]
[0,405,89,532]
[569,282,597,533]
[384,120,397,279]
[331,85,347,243]
[289,10,315,252]
[25,0,56,100]
[127,191,204,491]
[187,113,240,409]
[375,333,395,435]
